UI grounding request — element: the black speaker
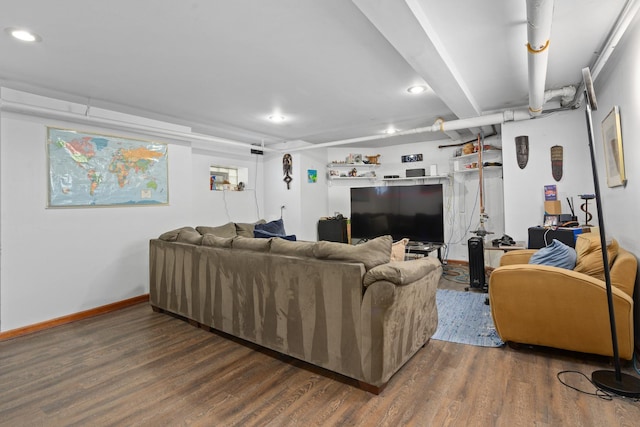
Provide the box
[406,168,426,177]
[318,219,348,243]
[468,237,486,291]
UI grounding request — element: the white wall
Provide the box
[587,10,640,255]
[326,137,504,262]
[0,91,264,332]
[191,148,264,226]
[262,149,328,241]
[502,109,595,244]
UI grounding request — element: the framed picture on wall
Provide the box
[601,106,627,187]
[47,127,168,207]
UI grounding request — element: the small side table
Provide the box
[484,241,527,253]
[405,243,443,263]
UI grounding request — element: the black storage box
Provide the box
[527,226,584,249]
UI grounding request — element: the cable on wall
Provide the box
[253,148,261,220]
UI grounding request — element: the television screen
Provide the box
[350,184,444,244]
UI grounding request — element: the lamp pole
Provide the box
[582,67,640,397]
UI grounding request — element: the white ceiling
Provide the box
[0,0,633,149]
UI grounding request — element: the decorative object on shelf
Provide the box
[462,142,474,155]
[401,153,422,163]
[579,194,595,226]
[601,106,626,187]
[307,169,317,183]
[551,145,563,181]
[237,182,245,191]
[366,154,381,164]
[349,168,358,177]
[515,135,529,169]
[346,153,363,164]
[283,153,293,189]
[46,127,168,207]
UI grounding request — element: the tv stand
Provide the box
[405,242,443,263]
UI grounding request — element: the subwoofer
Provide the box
[468,237,486,291]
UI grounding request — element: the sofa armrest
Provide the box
[498,250,537,266]
[361,259,441,386]
[489,264,635,359]
[362,257,441,287]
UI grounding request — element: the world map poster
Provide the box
[47,127,168,207]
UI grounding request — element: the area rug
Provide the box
[441,264,470,284]
[432,289,505,347]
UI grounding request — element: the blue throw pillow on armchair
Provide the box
[529,239,577,270]
[254,218,286,235]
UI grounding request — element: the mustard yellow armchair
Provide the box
[489,247,637,360]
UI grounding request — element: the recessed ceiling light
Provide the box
[5,27,42,42]
[268,115,286,123]
[384,128,398,134]
[407,85,427,94]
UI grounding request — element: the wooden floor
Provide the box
[2,303,640,426]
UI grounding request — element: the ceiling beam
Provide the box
[353,0,481,124]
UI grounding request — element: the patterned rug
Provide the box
[432,289,504,347]
[442,264,470,284]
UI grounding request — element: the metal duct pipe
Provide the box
[526,0,555,116]
[544,85,576,105]
[289,109,532,152]
[0,98,277,152]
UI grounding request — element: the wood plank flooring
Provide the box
[2,302,640,426]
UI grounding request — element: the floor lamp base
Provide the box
[592,370,640,398]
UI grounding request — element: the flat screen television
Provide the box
[350,184,444,244]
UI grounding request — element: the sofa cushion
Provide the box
[254,229,297,241]
[235,220,266,237]
[528,239,576,270]
[313,235,392,271]
[232,235,272,251]
[391,238,409,262]
[196,222,237,238]
[254,218,286,235]
[363,259,438,287]
[574,233,619,281]
[270,239,316,257]
[158,226,197,242]
[202,234,234,248]
[175,228,204,245]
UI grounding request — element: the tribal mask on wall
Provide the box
[515,135,529,169]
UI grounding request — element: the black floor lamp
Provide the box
[582,67,640,397]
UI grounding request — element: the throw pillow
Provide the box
[254,229,297,241]
[175,228,203,245]
[196,222,237,238]
[232,235,272,251]
[235,219,266,237]
[574,233,619,281]
[391,238,409,262]
[158,226,196,241]
[202,234,234,248]
[270,239,316,258]
[313,235,392,271]
[528,239,577,270]
[254,218,286,236]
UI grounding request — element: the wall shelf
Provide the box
[453,149,502,161]
[329,176,377,180]
[382,175,450,182]
[453,166,502,174]
[327,163,380,168]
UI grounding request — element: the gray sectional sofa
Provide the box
[149,222,441,393]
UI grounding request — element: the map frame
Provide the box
[46,127,169,208]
